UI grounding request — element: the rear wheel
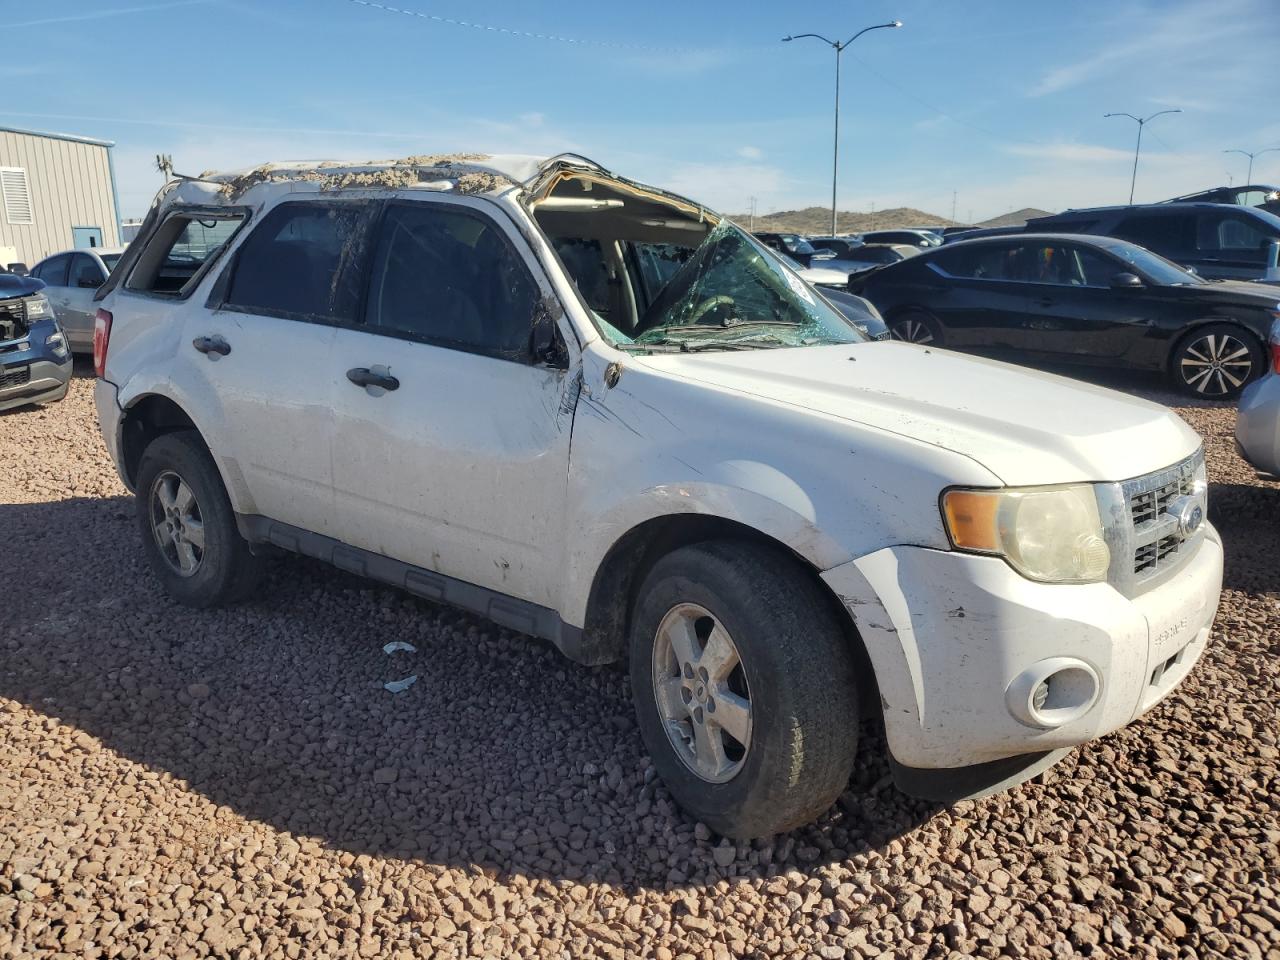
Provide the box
[1171,323,1263,399]
[135,431,264,607]
[889,309,943,345]
[629,541,861,839]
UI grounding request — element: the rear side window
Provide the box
[1112,213,1194,253]
[32,254,70,286]
[224,202,372,322]
[364,202,539,358]
[932,242,1021,279]
[127,211,245,297]
[1198,213,1270,259]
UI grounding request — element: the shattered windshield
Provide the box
[619,221,863,352]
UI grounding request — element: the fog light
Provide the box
[1006,658,1101,729]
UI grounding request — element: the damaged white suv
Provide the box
[94,154,1223,838]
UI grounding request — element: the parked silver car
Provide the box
[29,247,125,352]
[1236,317,1280,476]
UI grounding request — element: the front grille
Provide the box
[1118,449,1205,584]
[0,298,24,342]
[0,365,30,389]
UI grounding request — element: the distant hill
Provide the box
[976,207,1054,228]
[728,205,957,236]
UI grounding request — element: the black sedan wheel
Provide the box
[889,310,942,345]
[1173,324,1262,400]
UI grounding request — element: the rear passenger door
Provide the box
[1193,211,1274,279]
[326,196,576,607]
[190,200,377,537]
[924,241,1030,349]
[59,253,107,349]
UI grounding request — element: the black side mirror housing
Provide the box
[530,295,569,368]
[1110,272,1144,289]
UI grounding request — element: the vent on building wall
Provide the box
[0,168,33,225]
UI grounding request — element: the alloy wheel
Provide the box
[650,603,752,783]
[1179,332,1253,396]
[891,316,936,344]
[149,470,206,577]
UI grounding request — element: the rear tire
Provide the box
[1170,323,1263,399]
[889,309,943,346]
[135,431,264,607]
[629,541,860,839]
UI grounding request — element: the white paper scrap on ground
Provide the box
[382,641,417,655]
[383,675,418,693]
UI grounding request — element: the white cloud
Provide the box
[656,162,790,213]
[737,146,763,160]
[1005,142,1143,164]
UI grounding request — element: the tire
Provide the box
[1170,323,1264,400]
[629,541,860,839]
[134,430,264,607]
[889,309,943,345]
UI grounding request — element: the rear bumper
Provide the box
[823,528,1222,772]
[1236,373,1280,476]
[0,357,72,411]
[94,378,130,489]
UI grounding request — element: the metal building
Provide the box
[0,126,122,269]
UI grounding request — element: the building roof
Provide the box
[0,125,115,148]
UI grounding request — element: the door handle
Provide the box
[192,335,231,356]
[346,367,400,391]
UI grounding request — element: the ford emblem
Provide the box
[1166,495,1204,538]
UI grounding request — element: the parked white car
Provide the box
[93,154,1223,838]
[1236,317,1280,476]
[29,247,125,352]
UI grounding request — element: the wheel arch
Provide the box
[579,513,881,716]
[1166,318,1267,394]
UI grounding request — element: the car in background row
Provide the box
[807,236,864,260]
[1236,318,1280,477]
[29,247,126,352]
[0,273,72,412]
[1025,203,1280,282]
[773,252,889,339]
[832,243,920,278]
[858,229,940,248]
[854,232,1280,398]
[752,232,834,267]
[1166,185,1280,217]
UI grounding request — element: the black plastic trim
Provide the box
[235,515,593,662]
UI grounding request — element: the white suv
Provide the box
[93,154,1223,838]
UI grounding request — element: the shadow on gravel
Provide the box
[0,494,941,890]
[1210,480,1280,595]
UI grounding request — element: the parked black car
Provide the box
[807,236,864,259]
[753,232,833,267]
[1165,185,1280,216]
[855,232,1280,398]
[1023,203,1280,281]
[857,229,940,248]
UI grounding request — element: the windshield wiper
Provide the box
[615,336,784,353]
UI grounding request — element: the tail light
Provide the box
[1269,314,1280,375]
[93,308,113,378]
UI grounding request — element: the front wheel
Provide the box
[629,541,861,839]
[1171,323,1263,399]
[889,309,943,345]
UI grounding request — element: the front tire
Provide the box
[629,541,860,839]
[1171,323,1263,399]
[889,309,943,345]
[135,431,264,607]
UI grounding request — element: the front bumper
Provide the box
[823,526,1223,772]
[1236,373,1280,477]
[0,358,72,412]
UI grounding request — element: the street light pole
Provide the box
[784,21,902,235]
[1104,109,1181,204]
[1224,148,1280,186]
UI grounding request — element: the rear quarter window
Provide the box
[125,211,246,298]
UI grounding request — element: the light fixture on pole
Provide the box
[1224,147,1280,186]
[783,20,902,235]
[1104,109,1181,204]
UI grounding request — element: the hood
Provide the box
[1196,278,1280,305]
[0,274,44,299]
[635,342,1201,486]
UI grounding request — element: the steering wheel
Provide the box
[686,294,736,325]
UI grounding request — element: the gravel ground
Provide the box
[1,369,1277,959]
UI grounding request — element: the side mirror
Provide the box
[530,294,568,367]
[1110,272,1144,289]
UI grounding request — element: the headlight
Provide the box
[942,484,1111,583]
[45,331,68,358]
[24,294,52,318]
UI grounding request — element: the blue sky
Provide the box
[3,0,1278,221]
